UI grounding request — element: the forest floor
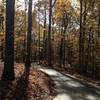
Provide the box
[33,63,100,100]
[0,62,54,100]
[0,62,100,100]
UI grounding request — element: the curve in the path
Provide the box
[34,65,100,100]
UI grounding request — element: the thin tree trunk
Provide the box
[97,4,100,37]
[79,0,84,72]
[47,0,52,66]
[43,4,47,60]
[25,0,32,67]
[23,0,27,62]
[38,16,41,63]
[82,0,87,73]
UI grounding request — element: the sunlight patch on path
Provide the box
[39,68,59,76]
[86,95,97,100]
[53,93,72,100]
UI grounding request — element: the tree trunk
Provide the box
[38,15,41,63]
[23,0,27,63]
[47,0,52,66]
[97,3,100,37]
[43,3,47,60]
[2,0,15,81]
[25,0,32,67]
[82,0,87,73]
[79,0,84,72]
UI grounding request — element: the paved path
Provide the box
[33,64,100,100]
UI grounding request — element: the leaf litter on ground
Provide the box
[0,63,54,100]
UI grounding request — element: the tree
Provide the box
[47,0,53,66]
[2,0,15,81]
[42,0,47,61]
[37,1,41,63]
[79,0,84,72]
[23,0,28,62]
[53,0,71,67]
[25,0,32,67]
